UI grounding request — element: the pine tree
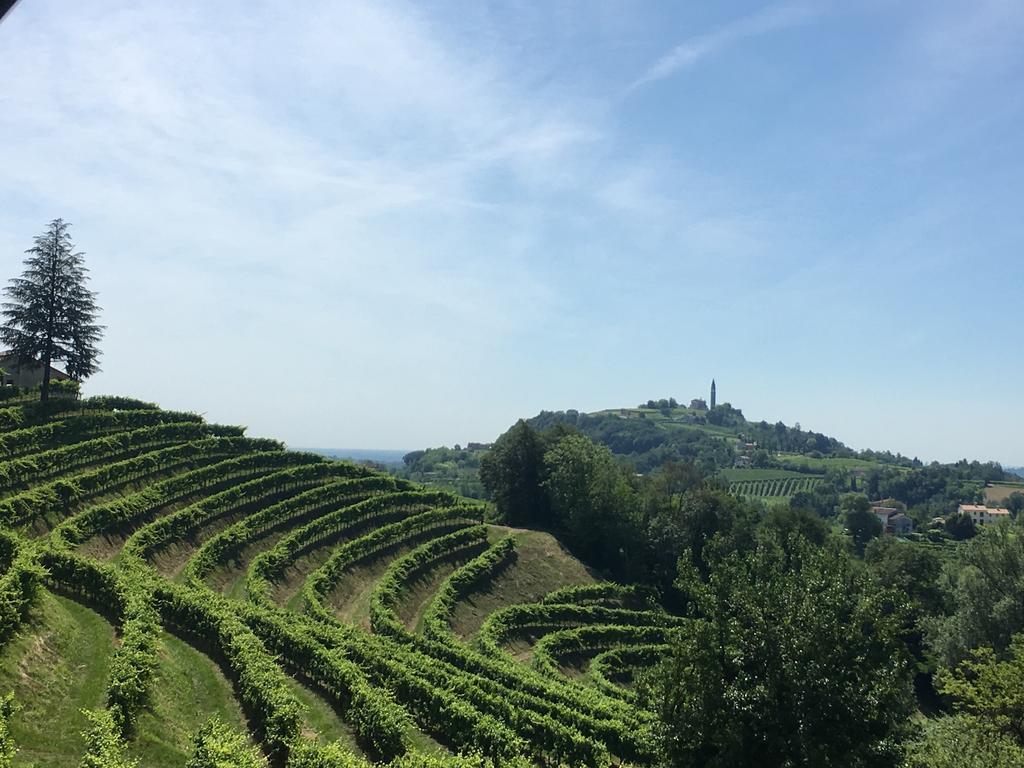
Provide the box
[1,219,103,401]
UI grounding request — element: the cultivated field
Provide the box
[0,393,671,766]
[719,468,823,501]
[985,482,1024,505]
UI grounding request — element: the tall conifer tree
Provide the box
[1,219,103,401]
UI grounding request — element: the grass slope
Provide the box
[127,630,252,768]
[449,529,597,641]
[0,592,113,768]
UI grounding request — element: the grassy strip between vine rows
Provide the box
[588,643,668,702]
[420,535,517,644]
[120,460,371,563]
[183,475,408,588]
[246,489,458,606]
[48,447,313,548]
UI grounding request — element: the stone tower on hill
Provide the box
[710,379,716,409]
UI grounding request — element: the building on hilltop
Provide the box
[872,506,914,536]
[958,504,1011,527]
[0,350,70,389]
[689,398,708,411]
[710,379,717,409]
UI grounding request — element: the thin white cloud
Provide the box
[627,3,819,92]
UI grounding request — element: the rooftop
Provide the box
[959,504,1010,515]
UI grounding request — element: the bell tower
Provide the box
[710,379,716,409]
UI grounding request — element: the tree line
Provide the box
[481,419,1024,767]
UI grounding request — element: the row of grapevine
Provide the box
[0,395,690,766]
[0,408,204,460]
[0,395,157,432]
[302,506,483,621]
[531,623,671,678]
[475,602,685,659]
[120,460,369,563]
[0,437,277,527]
[184,475,406,588]
[49,448,316,549]
[0,421,245,491]
[246,489,459,606]
[729,475,823,498]
[0,532,44,647]
[588,644,669,701]
[421,536,517,643]
[369,525,490,637]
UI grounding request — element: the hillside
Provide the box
[0,392,667,767]
[401,400,1015,511]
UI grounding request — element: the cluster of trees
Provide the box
[641,397,678,410]
[482,419,1024,766]
[862,461,1006,512]
[399,446,486,498]
[525,410,733,473]
[645,532,914,767]
[481,420,819,592]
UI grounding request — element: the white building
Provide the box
[958,504,1011,527]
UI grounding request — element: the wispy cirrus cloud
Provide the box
[626,3,820,92]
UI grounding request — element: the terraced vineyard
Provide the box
[0,394,673,767]
[721,470,823,501]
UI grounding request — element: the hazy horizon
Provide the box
[2,1,1022,466]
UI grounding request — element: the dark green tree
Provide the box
[927,526,1024,667]
[864,536,946,620]
[479,420,549,527]
[644,487,757,592]
[1,219,103,401]
[543,435,642,577]
[1005,492,1024,518]
[936,633,1024,745]
[646,533,914,768]
[759,506,829,548]
[841,493,882,555]
[944,512,977,541]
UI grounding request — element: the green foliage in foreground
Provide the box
[0,694,16,768]
[79,709,138,768]
[927,526,1024,668]
[903,715,1024,768]
[185,719,262,768]
[937,633,1024,745]
[647,533,915,768]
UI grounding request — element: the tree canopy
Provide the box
[1,219,103,400]
[646,532,914,768]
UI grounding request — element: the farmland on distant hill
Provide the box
[719,469,824,502]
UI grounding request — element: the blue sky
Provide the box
[1,1,1022,464]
